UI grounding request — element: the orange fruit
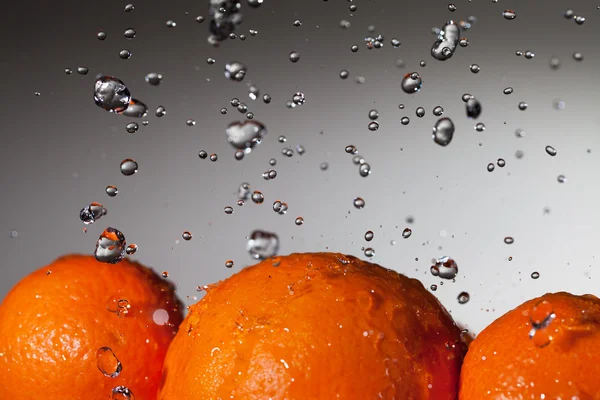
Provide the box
[0,254,183,399]
[160,252,465,399]
[460,292,600,399]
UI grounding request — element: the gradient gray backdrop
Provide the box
[1,0,599,334]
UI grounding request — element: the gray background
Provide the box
[1,0,599,334]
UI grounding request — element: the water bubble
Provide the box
[415,107,425,118]
[401,72,423,93]
[352,155,365,165]
[125,244,138,255]
[122,99,148,118]
[237,183,251,201]
[515,50,523,56]
[368,109,379,120]
[523,50,535,59]
[349,4,357,11]
[224,61,247,82]
[185,119,196,127]
[237,103,248,113]
[503,87,513,95]
[339,70,349,79]
[364,231,374,241]
[77,67,89,75]
[528,300,556,347]
[295,217,304,226]
[223,260,234,269]
[95,228,126,264]
[166,20,176,28]
[504,236,514,244]
[120,159,138,176]
[359,163,371,177]
[251,191,264,204]
[457,292,470,304]
[432,118,454,146]
[350,44,359,52]
[545,145,558,157]
[196,15,205,23]
[503,9,517,19]
[466,98,482,119]
[459,38,469,47]
[97,31,107,40]
[179,231,191,241]
[515,150,525,159]
[80,202,106,225]
[368,122,379,131]
[292,92,305,105]
[497,158,506,167]
[198,150,208,159]
[469,64,480,73]
[145,72,163,86]
[419,60,427,67]
[96,347,122,378]
[398,104,405,109]
[289,51,300,63]
[549,56,561,70]
[111,386,135,400]
[353,197,365,209]
[64,68,73,75]
[553,99,566,110]
[210,154,218,162]
[461,93,473,102]
[487,163,495,172]
[431,256,458,279]
[391,38,401,48]
[94,77,131,113]
[154,106,167,118]
[293,19,302,27]
[364,248,375,258]
[514,128,525,138]
[531,271,540,279]
[430,284,437,291]
[402,228,412,239]
[573,52,584,61]
[272,200,288,215]
[433,106,444,116]
[557,175,566,183]
[247,230,279,260]
[574,15,585,25]
[448,4,457,12]
[345,145,358,154]
[401,117,410,125]
[124,4,134,12]
[475,123,486,132]
[161,271,169,278]
[125,122,139,133]
[225,120,267,152]
[123,29,136,39]
[248,0,263,7]
[320,162,329,171]
[431,20,460,61]
[518,102,528,110]
[106,186,118,197]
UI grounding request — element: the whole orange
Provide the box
[0,254,183,399]
[460,292,600,399]
[160,252,464,399]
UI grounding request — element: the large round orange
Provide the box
[460,292,600,399]
[160,252,465,399]
[0,254,183,399]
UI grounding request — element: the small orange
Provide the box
[160,252,465,399]
[460,292,600,399]
[0,254,183,399]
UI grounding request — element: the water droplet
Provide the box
[80,202,106,225]
[225,260,234,269]
[349,4,357,11]
[431,20,460,61]
[224,61,247,82]
[95,228,126,264]
[121,99,148,118]
[503,87,513,95]
[524,50,535,59]
[557,175,566,183]
[432,118,454,146]
[368,122,379,131]
[293,19,302,27]
[106,186,118,197]
[433,106,444,116]
[225,120,267,152]
[64,68,73,75]
[125,244,138,255]
[401,117,410,125]
[448,4,457,12]
[124,4,134,12]
[96,347,122,378]
[247,230,279,260]
[574,15,585,25]
[466,98,482,119]
[469,64,480,73]
[462,93,473,102]
[475,123,486,132]
[401,72,423,93]
[339,70,349,79]
[503,9,517,19]
[351,44,359,52]
[518,101,528,110]
[196,16,205,23]
[497,158,506,167]
[289,51,300,63]
[272,200,288,215]
[416,107,425,118]
[97,31,107,40]
[111,386,135,400]
[119,49,132,59]
[123,29,136,39]
[402,228,412,239]
[391,38,401,48]
[292,92,305,105]
[368,109,379,120]
[487,163,495,172]
[457,292,470,304]
[181,231,192,241]
[364,248,375,258]
[125,122,139,133]
[353,197,365,209]
[120,159,138,176]
[359,163,371,177]
[145,72,163,86]
[573,52,584,61]
[251,191,264,204]
[531,271,540,279]
[364,231,374,241]
[515,150,525,159]
[94,77,131,113]
[459,38,469,47]
[77,67,89,75]
[430,284,437,291]
[545,146,557,156]
[528,300,556,347]
[198,150,208,159]
[504,236,514,244]
[431,256,458,279]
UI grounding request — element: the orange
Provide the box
[0,254,183,399]
[160,252,465,399]
[460,292,600,399]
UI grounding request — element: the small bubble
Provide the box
[345,145,358,154]
[224,206,234,215]
[368,109,379,120]
[515,128,525,138]
[224,61,247,82]
[475,123,486,132]
[125,244,138,255]
[401,72,423,93]
[295,217,304,226]
[364,231,374,241]
[515,150,525,159]
[80,202,106,225]
[289,51,300,63]
[503,87,513,95]
[351,44,359,52]
[466,98,482,119]
[120,159,138,176]
[65,68,73,75]
[531,271,540,279]
[182,231,192,241]
[196,16,205,23]
[549,57,561,70]
[545,146,557,156]
[186,119,196,127]
[553,99,566,110]
[401,117,410,125]
[430,284,437,291]
[433,106,444,116]
[122,99,148,118]
[497,158,506,167]
[166,20,176,28]
[96,347,122,378]
[292,92,306,105]
[209,153,218,162]
[111,386,134,400]
[247,230,279,259]
[420,60,427,67]
[415,107,425,118]
[462,93,473,102]
[252,191,264,204]
[353,197,366,209]
[574,15,585,25]
[431,256,458,279]
[225,260,234,268]
[557,175,566,183]
[320,162,329,171]
[77,67,89,75]
[364,248,375,257]
[391,38,401,48]
[459,38,469,47]
[293,19,302,27]
[564,9,574,18]
[402,228,412,239]
[504,236,514,244]
[359,163,371,177]
[573,52,584,61]
[94,76,131,113]
[457,292,470,304]
[272,200,288,215]
[97,31,107,40]
[448,4,457,12]
[432,118,454,146]
[161,271,169,278]
[126,122,139,133]
[124,29,136,39]
[487,163,495,172]
[198,150,208,159]
[106,186,118,197]
[503,9,517,19]
[95,228,126,264]
[124,4,134,12]
[368,121,379,131]
[349,4,357,11]
[145,72,163,86]
[339,70,349,79]
[469,64,480,73]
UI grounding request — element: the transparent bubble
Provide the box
[124,4,134,12]
[120,159,138,176]
[289,51,300,62]
[224,61,247,82]
[351,44,359,52]
[224,260,234,269]
[97,31,107,40]
[272,200,288,215]
[251,191,264,204]
[432,118,454,146]
[248,0,263,8]
[564,9,574,19]
[497,158,506,168]
[469,64,480,73]
[433,106,444,116]
[457,292,470,304]
[430,284,437,291]
[368,122,379,131]
[368,109,379,120]
[80,202,106,225]
[106,186,118,197]
[320,162,329,171]
[573,52,584,61]
[95,228,126,264]
[293,19,302,27]
[93,77,131,113]
[364,248,375,258]
[502,9,516,20]
[349,4,357,11]
[234,150,244,160]
[459,38,469,47]
[359,163,371,177]
[466,98,482,119]
[96,347,122,378]
[111,386,135,400]
[515,128,525,138]
[402,228,412,239]
[77,67,89,75]
[487,163,495,172]
[401,117,410,125]
[292,92,305,105]
[504,236,514,244]
[198,150,208,159]
[295,217,304,226]
[353,197,365,209]
[145,72,163,86]
[475,123,486,132]
[123,29,136,40]
[448,4,456,12]
[531,271,540,279]
[126,122,139,133]
[557,175,566,183]
[574,15,585,25]
[415,107,425,118]
[553,99,566,110]
[431,256,458,279]
[391,38,401,48]
[238,182,251,200]
[196,16,205,23]
[516,150,525,159]
[210,154,218,162]
[155,105,167,117]
[182,231,192,241]
[122,99,148,118]
[226,120,267,152]
[401,72,423,93]
[431,20,460,61]
[503,87,513,95]
[339,70,349,79]
[65,68,73,75]
[166,20,176,28]
[518,102,528,110]
[345,145,358,154]
[549,56,561,70]
[247,230,279,260]
[462,93,473,102]
[364,231,374,241]
[125,244,138,255]
[106,297,130,317]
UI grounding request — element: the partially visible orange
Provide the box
[0,254,183,399]
[460,292,600,399]
[160,252,465,399]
